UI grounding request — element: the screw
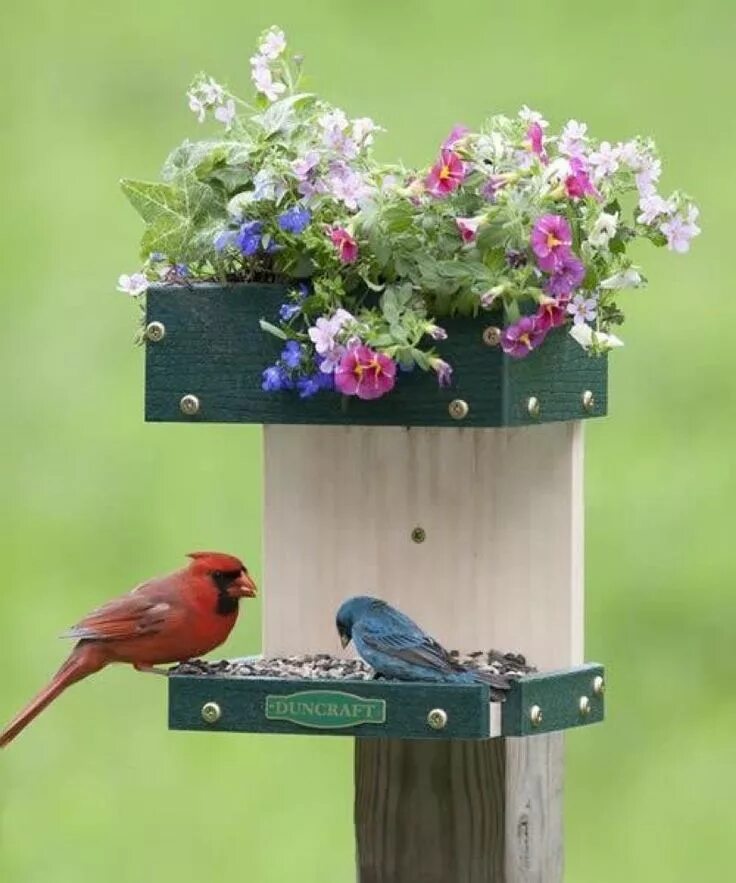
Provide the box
[411,527,426,544]
[582,390,595,412]
[180,394,200,416]
[448,399,469,420]
[201,701,221,724]
[145,321,166,342]
[529,705,543,727]
[579,696,591,717]
[427,708,448,730]
[592,675,605,696]
[527,396,540,418]
[482,326,502,347]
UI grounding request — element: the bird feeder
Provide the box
[147,281,606,882]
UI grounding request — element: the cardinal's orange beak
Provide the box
[232,571,258,598]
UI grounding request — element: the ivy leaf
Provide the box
[121,176,224,261]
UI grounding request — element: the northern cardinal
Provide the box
[0,551,256,748]
[336,596,511,698]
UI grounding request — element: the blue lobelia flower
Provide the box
[279,303,301,321]
[297,375,322,399]
[280,340,303,369]
[278,206,312,235]
[262,365,285,392]
[237,220,263,256]
[214,230,238,253]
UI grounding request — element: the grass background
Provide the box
[1,1,734,880]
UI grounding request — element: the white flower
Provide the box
[559,120,588,156]
[616,139,640,167]
[588,211,619,248]
[635,156,662,196]
[600,268,643,290]
[308,310,355,356]
[187,93,206,123]
[250,57,286,101]
[637,192,674,225]
[589,141,619,179]
[518,106,548,128]
[352,117,380,146]
[252,169,286,202]
[259,28,286,60]
[660,205,701,253]
[570,324,624,351]
[214,99,236,131]
[117,273,148,296]
[200,78,225,105]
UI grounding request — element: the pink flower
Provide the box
[328,227,359,264]
[544,255,586,297]
[455,215,484,243]
[426,149,466,197]
[500,316,547,359]
[535,296,570,333]
[565,157,598,200]
[530,214,573,272]
[335,345,396,400]
[442,125,470,149]
[526,122,548,163]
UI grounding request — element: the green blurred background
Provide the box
[1,1,733,880]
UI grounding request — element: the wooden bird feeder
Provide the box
[147,282,607,882]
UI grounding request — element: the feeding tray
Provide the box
[144,283,608,428]
[167,654,605,740]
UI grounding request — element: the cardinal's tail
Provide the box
[0,644,108,748]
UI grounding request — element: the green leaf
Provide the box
[259,319,288,340]
[253,93,315,135]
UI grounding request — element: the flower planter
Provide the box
[168,662,605,740]
[144,283,608,427]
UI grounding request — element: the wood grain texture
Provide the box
[263,422,583,882]
[145,283,608,427]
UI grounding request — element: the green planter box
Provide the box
[168,662,604,740]
[144,283,608,427]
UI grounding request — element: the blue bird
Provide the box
[335,596,512,698]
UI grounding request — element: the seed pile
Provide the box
[172,650,534,681]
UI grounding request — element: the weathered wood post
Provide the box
[147,285,605,883]
[263,423,581,882]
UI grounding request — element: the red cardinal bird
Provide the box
[0,551,256,748]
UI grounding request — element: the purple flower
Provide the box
[660,206,700,253]
[262,365,285,392]
[500,316,547,359]
[278,206,312,234]
[280,340,303,369]
[214,230,237,252]
[545,255,586,297]
[526,122,547,163]
[567,294,598,325]
[535,297,569,333]
[237,220,263,257]
[442,125,470,149]
[565,157,598,201]
[430,357,453,387]
[530,215,573,272]
[279,303,301,321]
[428,325,448,341]
[297,375,322,399]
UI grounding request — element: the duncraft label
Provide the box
[264,690,386,729]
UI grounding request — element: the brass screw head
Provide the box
[582,390,595,412]
[579,696,591,717]
[145,320,166,342]
[592,675,605,696]
[529,704,543,727]
[482,326,502,347]
[411,526,426,544]
[448,399,469,420]
[527,396,540,418]
[201,701,221,724]
[427,708,448,730]
[180,394,200,416]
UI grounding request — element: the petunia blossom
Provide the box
[565,157,598,200]
[328,227,359,263]
[455,215,485,243]
[335,345,396,400]
[426,149,466,197]
[545,255,586,297]
[530,214,573,271]
[526,122,548,163]
[558,120,588,157]
[570,323,624,351]
[442,124,470,149]
[588,212,619,249]
[500,316,547,359]
[429,356,453,387]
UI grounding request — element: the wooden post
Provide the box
[263,423,583,882]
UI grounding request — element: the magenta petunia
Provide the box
[535,296,570,333]
[500,316,547,359]
[442,124,470,149]
[328,227,359,264]
[426,149,466,197]
[544,255,586,297]
[526,122,547,163]
[565,157,599,201]
[335,345,396,400]
[455,215,484,243]
[530,214,573,272]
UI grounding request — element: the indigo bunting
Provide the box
[335,596,511,697]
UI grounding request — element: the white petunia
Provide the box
[589,141,619,179]
[600,268,643,290]
[588,211,619,248]
[559,120,588,157]
[570,324,624,351]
